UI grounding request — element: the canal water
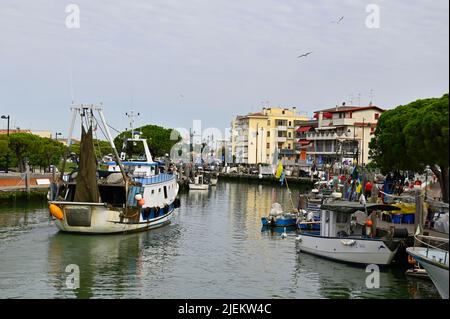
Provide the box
[0,182,440,299]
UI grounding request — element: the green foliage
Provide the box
[114,125,181,158]
[69,139,113,159]
[0,133,68,172]
[369,94,449,172]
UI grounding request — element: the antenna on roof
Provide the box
[369,89,374,106]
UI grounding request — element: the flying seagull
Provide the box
[332,16,344,24]
[297,52,313,58]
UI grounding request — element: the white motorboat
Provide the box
[406,235,449,299]
[48,105,180,234]
[210,176,218,186]
[189,174,209,190]
[296,201,401,265]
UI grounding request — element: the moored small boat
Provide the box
[261,203,298,227]
[406,235,449,299]
[189,174,209,190]
[296,201,402,265]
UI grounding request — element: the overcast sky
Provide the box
[0,0,448,139]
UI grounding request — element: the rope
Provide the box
[374,183,417,201]
[283,175,296,212]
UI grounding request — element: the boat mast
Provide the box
[97,106,128,183]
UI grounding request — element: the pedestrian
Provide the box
[364,181,373,198]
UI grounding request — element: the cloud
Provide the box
[0,0,448,135]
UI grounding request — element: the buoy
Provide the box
[137,199,145,206]
[408,255,417,265]
[49,204,63,220]
[366,219,373,227]
[135,194,143,201]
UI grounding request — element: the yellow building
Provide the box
[231,107,309,164]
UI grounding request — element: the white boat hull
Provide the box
[407,247,449,299]
[54,203,174,234]
[297,233,398,265]
[189,183,209,190]
[210,178,218,186]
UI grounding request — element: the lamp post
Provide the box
[1,115,10,173]
[425,165,430,200]
[55,132,62,141]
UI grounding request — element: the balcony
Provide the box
[332,118,355,126]
[276,137,287,142]
[306,132,338,140]
[277,125,287,131]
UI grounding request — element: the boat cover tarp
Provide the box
[269,203,283,216]
[74,126,101,203]
[320,201,401,214]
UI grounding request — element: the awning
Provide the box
[313,112,333,119]
[299,140,311,145]
[297,126,311,133]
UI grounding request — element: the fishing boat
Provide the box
[189,174,209,190]
[261,203,298,227]
[296,201,402,265]
[406,235,449,299]
[48,105,180,234]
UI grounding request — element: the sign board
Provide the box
[36,179,51,185]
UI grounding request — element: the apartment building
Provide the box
[231,107,309,164]
[296,104,384,167]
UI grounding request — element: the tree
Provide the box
[8,133,41,172]
[114,125,181,158]
[369,94,449,202]
[34,138,66,172]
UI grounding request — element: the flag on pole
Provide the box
[275,161,283,179]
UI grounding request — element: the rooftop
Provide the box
[315,105,385,114]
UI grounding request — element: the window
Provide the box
[288,132,291,138]
[267,131,270,137]
[267,120,270,125]
[151,190,155,195]
[278,143,283,149]
[164,186,168,199]
[288,121,292,126]
[159,188,161,193]
[374,113,379,119]
[282,110,285,114]
[349,112,352,118]
[266,143,270,149]
[288,144,291,149]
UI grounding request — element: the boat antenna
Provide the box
[125,110,140,136]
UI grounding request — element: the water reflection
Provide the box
[47,223,182,298]
[293,245,441,299]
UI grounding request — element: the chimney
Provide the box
[342,102,346,106]
[318,112,324,128]
[292,106,296,115]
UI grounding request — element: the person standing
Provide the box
[365,181,373,199]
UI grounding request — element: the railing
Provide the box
[415,234,449,266]
[134,173,176,185]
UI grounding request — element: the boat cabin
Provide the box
[105,132,160,178]
[319,202,400,238]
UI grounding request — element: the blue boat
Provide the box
[261,215,297,227]
[261,203,298,227]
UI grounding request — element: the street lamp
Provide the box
[1,115,10,173]
[55,132,62,141]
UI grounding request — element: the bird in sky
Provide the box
[297,52,313,58]
[332,16,344,24]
